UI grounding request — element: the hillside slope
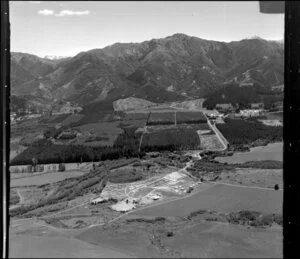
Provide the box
[11,34,284,111]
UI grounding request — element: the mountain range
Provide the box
[11,33,284,113]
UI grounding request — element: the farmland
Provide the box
[141,127,200,152]
[176,111,207,124]
[9,105,283,258]
[9,136,283,258]
[146,110,207,126]
[11,108,218,166]
[147,112,175,125]
[215,142,283,164]
[132,183,283,217]
[11,170,86,187]
[124,112,150,121]
[216,118,282,150]
[70,122,123,147]
[9,223,132,258]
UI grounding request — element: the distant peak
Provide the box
[250,36,264,40]
[169,33,190,39]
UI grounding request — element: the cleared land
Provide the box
[11,171,86,187]
[132,184,283,217]
[215,142,283,163]
[199,133,224,151]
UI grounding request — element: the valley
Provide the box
[9,100,283,258]
[9,33,284,258]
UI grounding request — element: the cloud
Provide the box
[37,9,90,17]
[37,9,54,16]
[55,10,90,17]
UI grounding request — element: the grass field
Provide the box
[132,183,282,217]
[9,223,132,258]
[70,122,123,146]
[219,168,283,189]
[162,221,282,258]
[124,112,150,121]
[77,213,282,258]
[11,171,86,187]
[215,142,283,163]
[199,134,224,150]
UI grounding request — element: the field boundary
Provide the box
[205,115,228,151]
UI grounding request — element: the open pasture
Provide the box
[132,183,283,217]
[11,171,86,187]
[11,119,49,140]
[9,223,132,258]
[176,111,207,124]
[124,112,150,121]
[147,112,175,125]
[219,168,283,189]
[265,111,283,121]
[162,221,282,258]
[215,142,283,163]
[70,121,123,146]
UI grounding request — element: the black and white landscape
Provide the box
[9,2,284,258]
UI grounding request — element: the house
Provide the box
[240,109,264,117]
[215,103,234,112]
[250,103,264,109]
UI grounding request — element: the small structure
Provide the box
[151,194,161,200]
[239,109,264,117]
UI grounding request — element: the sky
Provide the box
[10,1,284,58]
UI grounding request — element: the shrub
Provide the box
[58,163,66,172]
[166,231,174,237]
[273,214,283,226]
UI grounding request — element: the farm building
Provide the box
[215,103,234,113]
[250,103,264,109]
[205,110,221,119]
[240,109,264,117]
